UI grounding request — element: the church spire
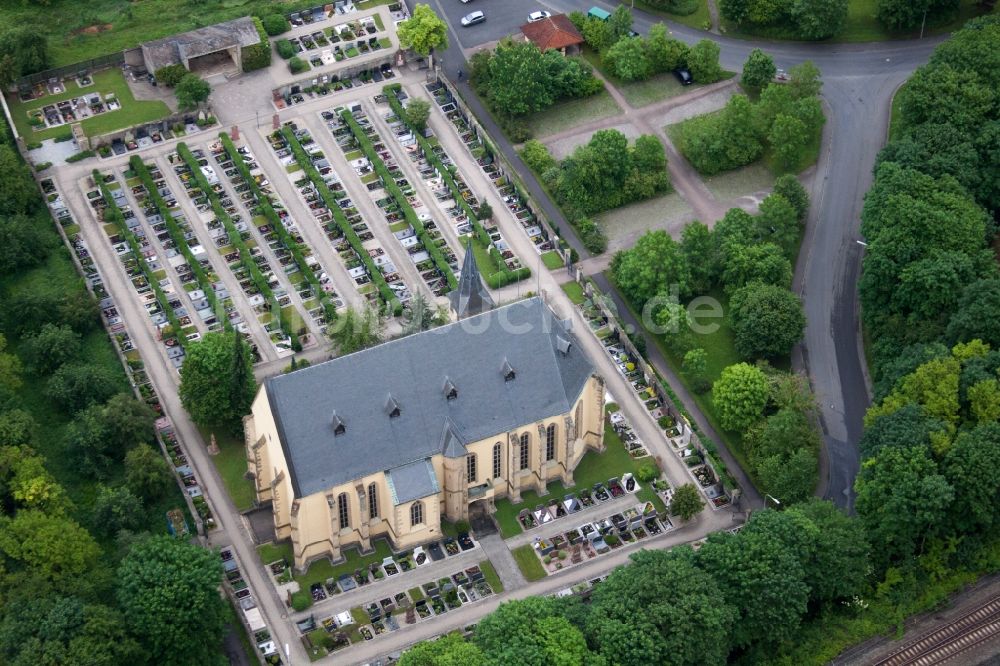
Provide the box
[448,237,495,319]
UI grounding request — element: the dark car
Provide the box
[674,68,693,85]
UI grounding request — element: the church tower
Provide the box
[448,238,495,319]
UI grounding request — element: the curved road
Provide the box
[420,0,946,511]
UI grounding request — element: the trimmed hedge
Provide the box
[175,143,293,337]
[218,132,339,328]
[385,85,532,285]
[65,150,96,163]
[280,127,403,315]
[242,16,272,72]
[339,109,458,291]
[260,14,290,36]
[128,155,230,332]
[94,171,184,346]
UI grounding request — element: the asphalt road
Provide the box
[418,0,944,511]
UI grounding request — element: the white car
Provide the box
[527,10,552,22]
[461,10,485,26]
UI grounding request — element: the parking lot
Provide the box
[433,0,553,49]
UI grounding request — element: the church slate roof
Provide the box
[385,459,440,505]
[264,298,593,498]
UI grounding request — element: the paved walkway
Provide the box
[477,533,527,592]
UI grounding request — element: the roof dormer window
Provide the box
[386,394,401,418]
[501,358,516,382]
[556,336,572,355]
[331,411,346,436]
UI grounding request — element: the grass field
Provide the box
[511,544,547,581]
[492,423,667,539]
[632,0,712,30]
[541,250,564,270]
[7,69,169,141]
[701,161,776,201]
[561,281,586,305]
[201,427,255,512]
[720,0,995,42]
[524,90,622,140]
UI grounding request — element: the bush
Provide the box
[574,217,607,254]
[276,39,295,60]
[520,139,557,173]
[261,14,290,36]
[242,17,272,72]
[557,550,567,560]
[637,461,660,482]
[53,132,74,143]
[65,150,96,163]
[155,64,187,87]
[290,591,311,611]
[34,161,51,172]
[289,56,308,74]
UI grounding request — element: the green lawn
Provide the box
[720,0,994,42]
[0,0,325,67]
[257,538,395,608]
[581,48,733,108]
[493,423,666,539]
[541,250,564,270]
[701,161,776,201]
[511,544,547,582]
[201,427,255,512]
[524,90,622,140]
[479,559,504,593]
[888,80,909,142]
[7,68,170,141]
[561,281,586,305]
[632,0,712,30]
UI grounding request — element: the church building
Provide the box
[244,251,605,570]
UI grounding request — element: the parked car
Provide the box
[673,68,693,85]
[527,10,552,22]
[775,68,789,82]
[461,10,485,26]
[460,0,474,3]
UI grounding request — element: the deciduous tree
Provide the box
[398,4,448,67]
[22,323,81,375]
[741,48,776,89]
[686,39,723,83]
[669,483,705,520]
[399,632,487,666]
[403,97,432,132]
[179,332,257,434]
[0,510,100,584]
[713,362,770,431]
[730,283,805,360]
[174,74,210,111]
[474,597,592,665]
[125,443,174,502]
[604,37,651,82]
[611,229,691,305]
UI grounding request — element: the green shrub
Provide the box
[26,141,42,150]
[289,57,308,74]
[242,17,272,72]
[34,161,52,172]
[54,132,74,143]
[557,550,567,560]
[637,461,660,483]
[65,150,96,163]
[520,139,557,173]
[276,39,295,60]
[261,14,290,36]
[155,64,187,87]
[574,217,607,254]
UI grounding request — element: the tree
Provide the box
[713,362,770,431]
[0,27,50,81]
[968,379,1000,423]
[741,49,776,89]
[680,221,717,294]
[610,230,691,306]
[117,536,227,666]
[721,242,792,292]
[175,74,210,111]
[756,192,801,256]
[655,302,694,355]
[855,445,953,570]
[0,333,22,406]
[786,500,870,602]
[696,528,809,648]
[670,483,705,520]
[520,139,557,173]
[607,5,635,42]
[580,16,613,51]
[64,394,153,476]
[755,447,818,503]
[946,279,1000,349]
[45,363,120,412]
[791,0,848,39]
[730,283,805,360]
[0,409,34,447]
[589,548,735,666]
[474,597,592,665]
[180,332,256,434]
[682,348,710,393]
[0,510,100,584]
[0,214,51,276]
[485,39,553,117]
[943,423,1000,532]
[645,24,689,73]
[686,40,723,83]
[398,4,448,68]
[91,485,145,537]
[403,97,432,132]
[22,323,81,375]
[748,406,819,464]
[876,0,958,32]
[769,113,810,171]
[125,444,174,501]
[787,60,823,98]
[0,144,40,217]
[401,292,448,336]
[604,37,651,82]
[400,633,487,666]
[328,306,383,355]
[772,174,809,222]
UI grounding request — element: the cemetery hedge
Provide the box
[241,16,272,73]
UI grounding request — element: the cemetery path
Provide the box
[477,533,527,591]
[115,165,212,338]
[302,112,439,303]
[149,155,278,360]
[241,127,368,313]
[55,164,308,664]
[344,507,740,665]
